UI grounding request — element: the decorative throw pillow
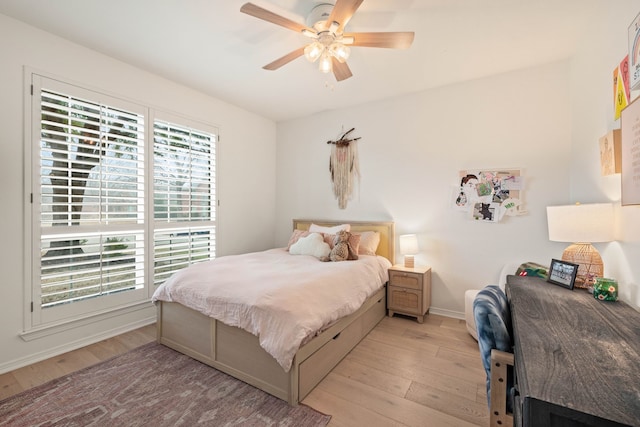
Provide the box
[515,262,549,279]
[289,233,331,259]
[358,231,380,255]
[309,223,350,234]
[287,230,311,251]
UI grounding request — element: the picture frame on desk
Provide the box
[547,258,578,290]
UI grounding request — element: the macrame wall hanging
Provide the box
[327,127,361,209]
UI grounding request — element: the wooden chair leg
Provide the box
[489,349,514,427]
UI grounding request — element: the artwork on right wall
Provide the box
[451,169,526,223]
[621,96,640,205]
[614,55,630,119]
[599,129,621,176]
[628,11,640,90]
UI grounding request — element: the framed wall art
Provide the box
[620,96,640,205]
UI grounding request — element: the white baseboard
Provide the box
[0,316,156,375]
[429,306,465,320]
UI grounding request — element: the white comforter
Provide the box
[152,248,391,372]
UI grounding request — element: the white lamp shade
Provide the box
[399,234,419,255]
[546,203,614,243]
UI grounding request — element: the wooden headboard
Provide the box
[292,219,395,264]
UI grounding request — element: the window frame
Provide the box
[23,71,218,335]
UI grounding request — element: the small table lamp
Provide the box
[399,234,419,268]
[546,203,614,288]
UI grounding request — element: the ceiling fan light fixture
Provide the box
[318,51,333,73]
[329,42,350,62]
[240,1,415,81]
[304,41,324,62]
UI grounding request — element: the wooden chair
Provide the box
[473,285,514,427]
[489,349,514,426]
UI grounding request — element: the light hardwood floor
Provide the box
[0,314,488,426]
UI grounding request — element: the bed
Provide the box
[153,219,395,405]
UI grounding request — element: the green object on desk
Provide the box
[593,277,618,301]
[515,262,549,279]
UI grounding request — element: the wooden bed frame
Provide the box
[156,219,395,405]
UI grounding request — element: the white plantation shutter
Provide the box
[153,227,214,285]
[40,231,144,308]
[36,81,146,323]
[153,118,217,285]
[29,75,217,328]
[40,90,145,227]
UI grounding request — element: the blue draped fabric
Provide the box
[473,285,512,408]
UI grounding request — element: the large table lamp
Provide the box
[546,203,614,288]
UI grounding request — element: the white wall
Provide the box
[569,0,640,308]
[275,2,640,315]
[0,14,277,371]
[276,61,573,317]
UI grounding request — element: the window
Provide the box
[29,75,217,328]
[152,118,216,285]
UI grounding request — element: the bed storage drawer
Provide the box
[298,288,386,399]
[299,315,362,398]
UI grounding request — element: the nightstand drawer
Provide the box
[388,285,422,314]
[389,271,422,290]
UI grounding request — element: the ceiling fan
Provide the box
[240,0,415,81]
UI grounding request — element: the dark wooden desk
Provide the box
[507,275,640,427]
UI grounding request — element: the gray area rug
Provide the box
[0,342,331,426]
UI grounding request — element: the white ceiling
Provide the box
[0,0,605,122]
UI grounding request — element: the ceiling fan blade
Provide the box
[345,32,415,49]
[332,57,353,81]
[262,47,305,70]
[326,0,364,32]
[240,2,315,34]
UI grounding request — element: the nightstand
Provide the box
[387,265,431,323]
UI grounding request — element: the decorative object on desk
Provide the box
[593,277,618,301]
[599,130,621,176]
[453,169,526,222]
[399,234,419,268]
[327,127,360,209]
[546,203,614,288]
[515,261,549,279]
[547,258,579,290]
[621,95,640,205]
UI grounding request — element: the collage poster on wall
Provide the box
[629,11,640,90]
[452,169,526,223]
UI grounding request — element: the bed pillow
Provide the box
[358,231,380,255]
[289,233,331,259]
[309,223,350,234]
[287,229,311,251]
